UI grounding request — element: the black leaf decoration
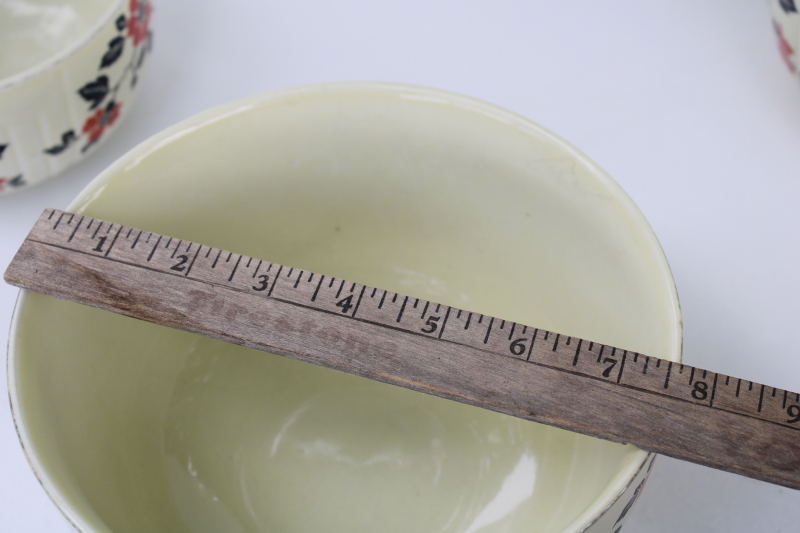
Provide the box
[100,36,125,69]
[78,76,109,110]
[136,46,147,69]
[43,130,78,155]
[8,174,24,188]
[115,14,127,31]
[0,144,6,159]
[781,0,798,13]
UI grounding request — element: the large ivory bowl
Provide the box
[8,83,681,533]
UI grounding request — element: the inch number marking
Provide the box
[171,255,189,272]
[253,275,269,291]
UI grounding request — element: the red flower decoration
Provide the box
[128,0,151,47]
[82,102,122,143]
[775,22,796,73]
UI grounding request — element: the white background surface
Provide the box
[2,1,800,531]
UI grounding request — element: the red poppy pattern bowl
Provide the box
[771,0,800,80]
[0,0,153,196]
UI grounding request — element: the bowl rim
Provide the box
[8,82,683,533]
[0,0,127,91]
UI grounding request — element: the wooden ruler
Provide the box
[5,209,800,490]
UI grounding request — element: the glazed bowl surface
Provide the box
[8,83,681,533]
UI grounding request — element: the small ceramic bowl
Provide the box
[0,0,153,195]
[770,0,800,78]
[8,83,681,533]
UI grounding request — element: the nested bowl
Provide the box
[0,0,153,195]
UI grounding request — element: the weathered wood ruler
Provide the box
[5,209,800,490]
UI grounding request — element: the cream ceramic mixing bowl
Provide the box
[8,83,681,533]
[0,0,153,195]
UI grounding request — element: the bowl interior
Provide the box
[0,0,114,81]
[11,84,681,533]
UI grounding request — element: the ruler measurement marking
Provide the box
[16,237,800,435]
[53,212,65,230]
[483,317,494,344]
[104,225,124,257]
[267,265,283,296]
[526,329,538,361]
[351,285,366,318]
[147,235,162,261]
[397,296,409,323]
[11,210,800,492]
[183,245,203,277]
[709,373,719,407]
[378,290,387,309]
[229,256,243,282]
[311,275,325,302]
[170,240,182,259]
[28,235,800,437]
[67,216,84,242]
[437,307,451,339]
[253,260,262,277]
[211,249,222,268]
[335,279,345,298]
[293,270,303,288]
[616,351,627,383]
[572,339,582,366]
